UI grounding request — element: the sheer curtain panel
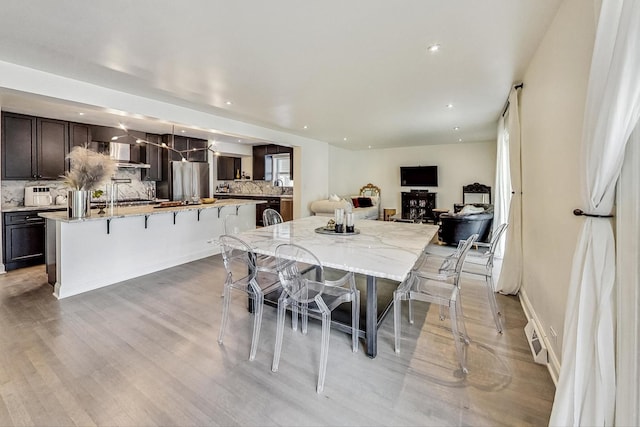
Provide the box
[494,115,511,259]
[549,0,640,425]
[495,88,523,295]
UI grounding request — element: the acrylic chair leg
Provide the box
[352,291,360,352]
[408,298,414,325]
[486,275,503,333]
[218,282,232,345]
[393,292,402,353]
[291,303,298,331]
[455,295,470,345]
[439,304,446,321]
[301,302,309,335]
[272,301,287,372]
[317,312,330,393]
[248,293,263,361]
[449,301,468,374]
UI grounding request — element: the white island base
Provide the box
[41,201,258,299]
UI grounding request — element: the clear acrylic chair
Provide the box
[272,243,360,393]
[263,208,284,226]
[224,213,252,235]
[217,234,280,361]
[462,223,508,333]
[394,234,478,374]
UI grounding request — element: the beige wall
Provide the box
[519,0,596,370]
[328,142,496,214]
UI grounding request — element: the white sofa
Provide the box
[310,196,380,220]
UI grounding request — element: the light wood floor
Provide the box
[0,247,555,426]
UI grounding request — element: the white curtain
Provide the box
[494,115,511,259]
[549,1,640,425]
[495,88,522,295]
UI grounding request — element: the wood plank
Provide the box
[0,246,555,426]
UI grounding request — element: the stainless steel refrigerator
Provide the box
[170,161,210,202]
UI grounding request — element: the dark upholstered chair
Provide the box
[438,211,493,245]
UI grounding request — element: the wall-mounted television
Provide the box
[400,166,438,187]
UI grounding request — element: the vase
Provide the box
[68,190,91,219]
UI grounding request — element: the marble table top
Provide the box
[235,216,438,282]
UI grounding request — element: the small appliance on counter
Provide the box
[24,186,52,207]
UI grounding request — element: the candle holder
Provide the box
[334,208,345,233]
[346,212,355,233]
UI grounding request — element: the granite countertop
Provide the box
[214,193,293,199]
[38,199,266,223]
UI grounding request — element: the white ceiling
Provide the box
[0,0,562,149]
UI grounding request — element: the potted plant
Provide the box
[61,146,116,218]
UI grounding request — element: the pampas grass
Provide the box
[62,146,117,190]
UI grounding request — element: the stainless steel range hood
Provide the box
[109,142,151,169]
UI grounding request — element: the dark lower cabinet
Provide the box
[3,211,46,271]
[215,194,281,226]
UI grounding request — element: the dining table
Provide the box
[235,215,439,358]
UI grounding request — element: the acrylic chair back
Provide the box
[275,243,324,304]
[433,233,479,283]
[487,223,509,258]
[263,208,284,226]
[219,234,257,278]
[224,213,253,235]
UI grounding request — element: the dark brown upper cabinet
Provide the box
[161,134,208,162]
[1,112,69,180]
[252,144,293,181]
[217,156,241,180]
[69,122,92,148]
[141,133,163,181]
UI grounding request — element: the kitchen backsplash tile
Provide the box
[1,169,156,207]
[218,180,293,196]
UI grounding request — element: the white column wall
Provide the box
[518,0,596,379]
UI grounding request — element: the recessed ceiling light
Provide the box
[78,112,85,116]
[343,137,348,141]
[446,104,454,109]
[181,130,186,133]
[453,126,460,131]
[427,44,440,53]
[458,138,463,142]
[238,139,242,143]
[368,145,372,149]
[303,125,308,129]
[226,101,232,105]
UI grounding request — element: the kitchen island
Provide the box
[39,199,262,299]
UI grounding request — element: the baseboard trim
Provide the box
[519,288,560,385]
